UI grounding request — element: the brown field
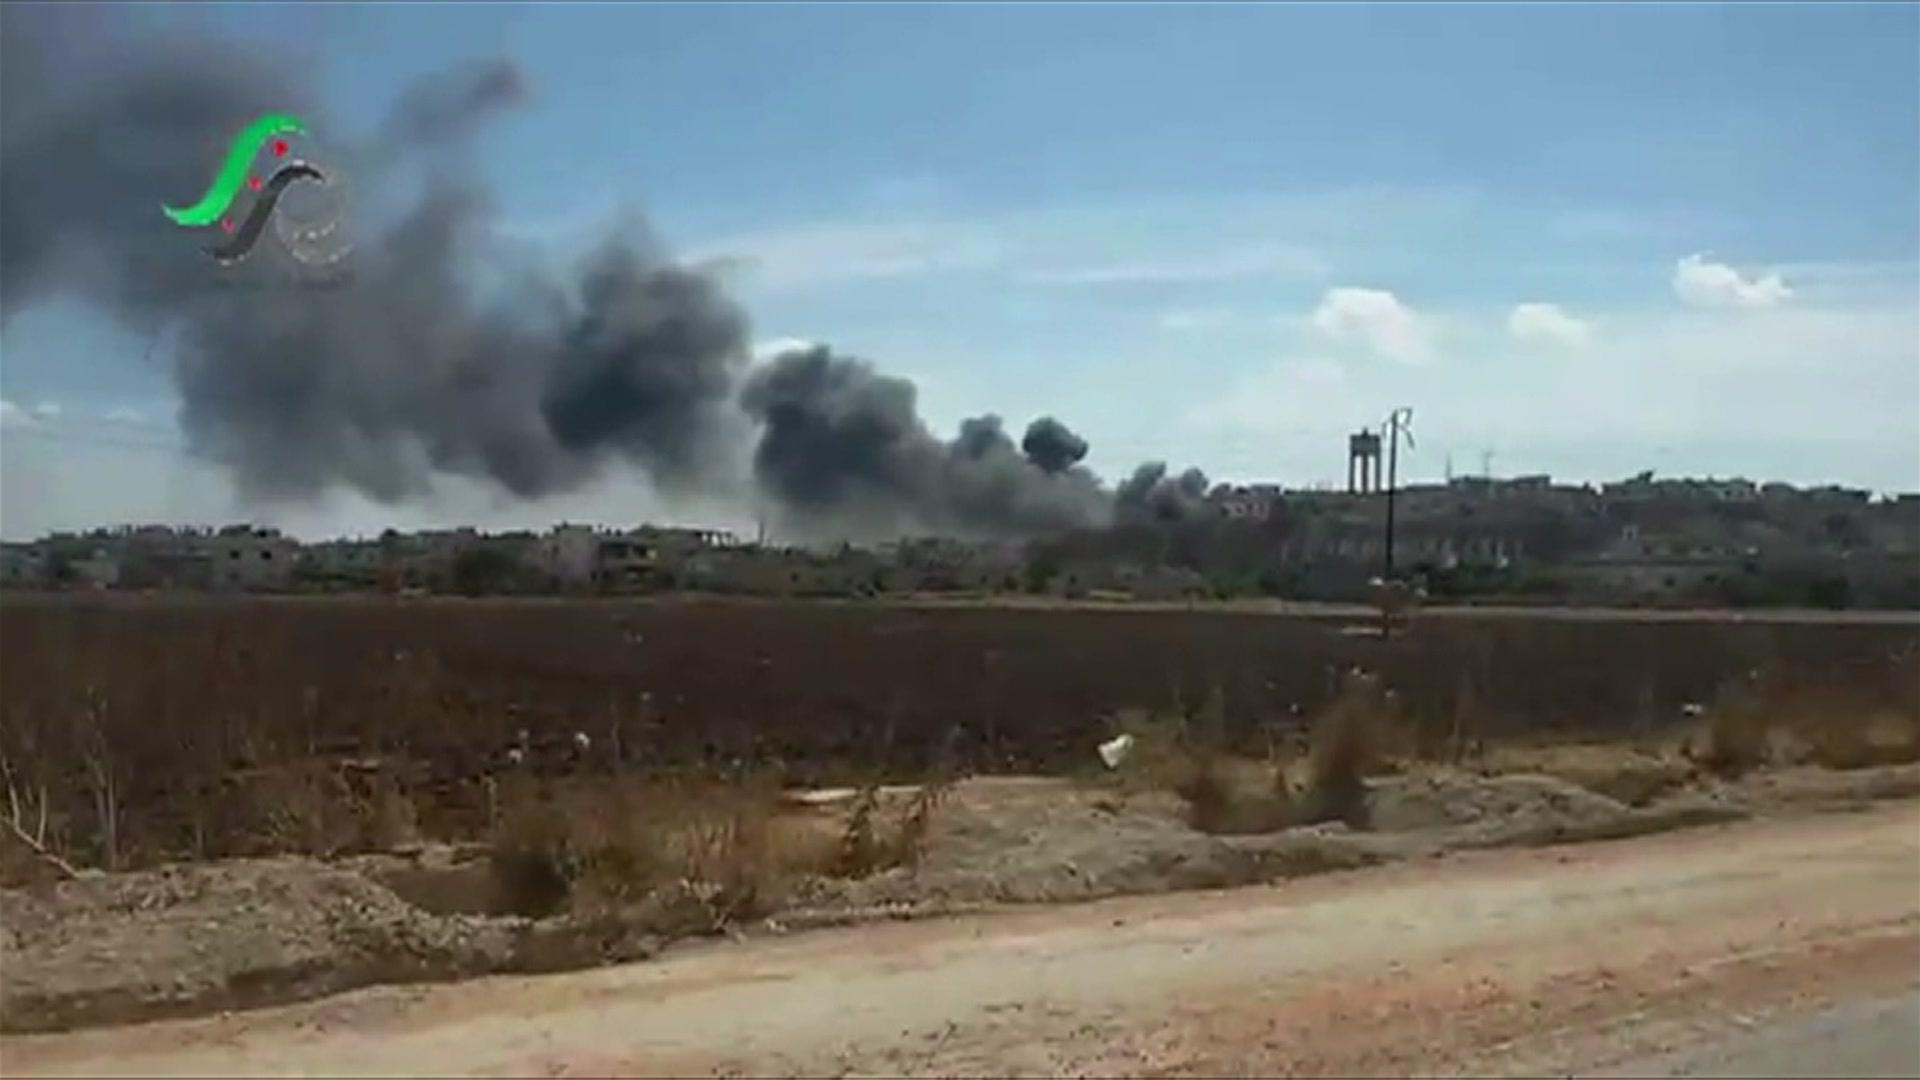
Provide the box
[1,593,1915,873]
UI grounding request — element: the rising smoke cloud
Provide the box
[740,345,1111,537]
[1,8,749,504]
[1,10,1195,541]
[1020,416,1089,474]
[1115,461,1212,524]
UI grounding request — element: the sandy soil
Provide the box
[6,801,1914,1078]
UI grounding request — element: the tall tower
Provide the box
[1347,429,1383,493]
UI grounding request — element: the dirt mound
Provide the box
[1369,771,1634,834]
[10,765,1915,1035]
[0,855,686,1033]
[0,858,521,1033]
[1365,770,1752,850]
[786,778,1390,915]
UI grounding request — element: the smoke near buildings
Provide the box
[741,346,1111,537]
[0,10,1193,540]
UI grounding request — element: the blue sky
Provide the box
[3,3,1917,539]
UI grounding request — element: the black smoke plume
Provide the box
[0,6,315,322]
[1116,462,1211,523]
[1020,416,1089,474]
[1,9,748,503]
[1,10,1207,540]
[740,346,1112,538]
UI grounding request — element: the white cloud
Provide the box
[1182,302,1918,492]
[30,401,60,421]
[1311,287,1433,363]
[0,400,34,430]
[1673,253,1792,309]
[1507,302,1592,348]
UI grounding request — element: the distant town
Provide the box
[4,470,1917,610]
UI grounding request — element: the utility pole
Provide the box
[1381,407,1414,583]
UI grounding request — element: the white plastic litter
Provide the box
[1098,733,1136,770]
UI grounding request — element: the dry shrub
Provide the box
[223,760,424,859]
[359,772,422,850]
[895,776,952,868]
[836,785,884,876]
[834,779,951,876]
[1693,673,1774,777]
[235,761,364,857]
[1298,669,1389,827]
[1802,711,1920,770]
[490,793,576,917]
[1685,667,1920,776]
[1102,706,1198,794]
[1763,665,1920,770]
[1181,753,1293,835]
[488,771,892,926]
[1097,688,1290,834]
[492,774,788,921]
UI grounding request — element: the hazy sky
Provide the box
[3,2,1916,540]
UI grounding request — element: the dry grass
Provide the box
[835,779,951,876]
[218,760,427,859]
[1473,744,1695,807]
[1099,690,1294,834]
[1105,706,1197,795]
[1296,670,1391,827]
[1181,754,1294,834]
[1797,710,1920,770]
[489,771,947,925]
[1694,673,1775,776]
[1686,665,1920,777]
[1,596,1913,877]
[492,773,797,921]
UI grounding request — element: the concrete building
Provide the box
[301,539,384,585]
[210,526,298,591]
[1208,484,1283,522]
[539,524,599,587]
[595,535,659,590]
[72,547,121,589]
[1563,523,1745,602]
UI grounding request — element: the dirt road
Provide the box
[1593,991,1920,1078]
[7,804,1917,1078]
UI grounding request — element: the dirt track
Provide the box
[5,803,1917,1078]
